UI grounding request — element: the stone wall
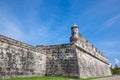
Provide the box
[75,33,109,64]
[0,35,46,78]
[36,44,79,78]
[70,24,111,78]
[74,34,112,78]
[76,46,111,78]
[0,24,111,79]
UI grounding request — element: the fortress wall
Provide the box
[70,25,111,78]
[74,34,111,78]
[75,34,111,78]
[0,35,46,78]
[36,44,79,78]
[76,34,109,64]
[76,47,111,78]
[0,24,112,79]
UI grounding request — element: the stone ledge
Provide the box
[0,35,45,54]
[75,45,109,65]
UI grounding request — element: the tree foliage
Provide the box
[111,64,120,74]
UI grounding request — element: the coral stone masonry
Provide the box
[0,24,111,79]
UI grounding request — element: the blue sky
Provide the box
[0,0,120,67]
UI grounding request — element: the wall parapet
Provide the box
[0,34,44,53]
[36,44,71,48]
[75,34,109,64]
[70,24,109,65]
[75,45,109,65]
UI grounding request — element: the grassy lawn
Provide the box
[82,75,112,80]
[0,76,94,80]
[0,76,112,80]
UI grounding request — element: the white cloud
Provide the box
[101,14,120,29]
[115,58,120,65]
[0,15,24,40]
[0,11,53,45]
[0,1,55,45]
[0,9,26,41]
[95,14,120,33]
[94,41,120,57]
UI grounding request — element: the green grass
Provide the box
[81,75,112,80]
[0,75,112,80]
[0,76,80,80]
